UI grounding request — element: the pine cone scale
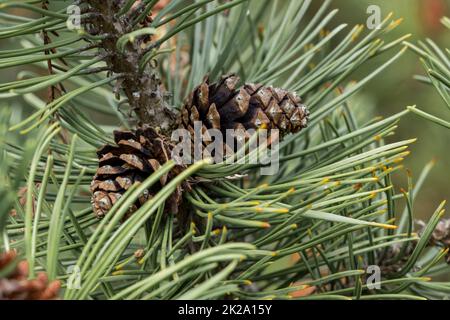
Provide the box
[219,88,251,122]
[206,103,221,129]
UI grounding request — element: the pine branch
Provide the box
[81,0,178,134]
[405,16,450,129]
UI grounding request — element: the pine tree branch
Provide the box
[82,0,178,135]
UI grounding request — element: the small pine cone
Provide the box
[179,74,309,138]
[0,251,60,300]
[378,241,418,275]
[417,218,450,264]
[90,125,185,219]
[429,219,450,247]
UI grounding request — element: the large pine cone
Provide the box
[0,251,60,300]
[179,74,309,138]
[90,125,184,219]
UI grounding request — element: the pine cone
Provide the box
[0,251,60,300]
[179,74,309,138]
[90,125,185,219]
[418,218,450,264]
[378,242,418,275]
[429,219,450,247]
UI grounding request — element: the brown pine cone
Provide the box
[0,251,60,300]
[378,242,418,275]
[429,219,450,247]
[179,74,309,137]
[417,218,450,264]
[90,125,185,219]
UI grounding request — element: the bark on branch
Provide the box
[82,0,178,135]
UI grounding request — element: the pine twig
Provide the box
[82,0,178,134]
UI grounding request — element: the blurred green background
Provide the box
[326,0,450,217]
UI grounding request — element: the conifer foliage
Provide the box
[0,0,449,300]
[406,16,450,129]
